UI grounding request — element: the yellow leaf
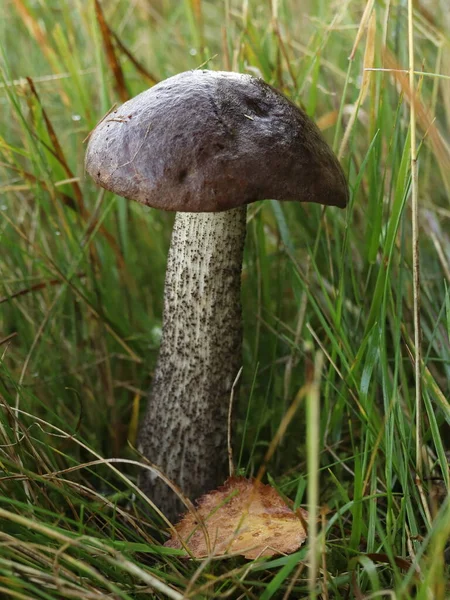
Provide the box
[165,477,308,560]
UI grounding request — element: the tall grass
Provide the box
[0,0,449,597]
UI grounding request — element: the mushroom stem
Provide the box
[138,206,247,519]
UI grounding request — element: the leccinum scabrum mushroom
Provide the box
[85,70,348,519]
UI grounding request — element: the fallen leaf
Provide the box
[165,477,308,559]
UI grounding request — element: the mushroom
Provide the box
[85,70,348,519]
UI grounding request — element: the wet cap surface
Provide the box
[85,70,348,212]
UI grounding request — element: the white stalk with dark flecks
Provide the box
[138,206,246,519]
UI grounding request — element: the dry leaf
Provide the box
[165,477,308,560]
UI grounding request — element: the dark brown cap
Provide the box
[85,70,348,212]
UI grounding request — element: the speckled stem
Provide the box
[138,206,247,520]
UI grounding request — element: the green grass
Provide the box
[1,0,449,597]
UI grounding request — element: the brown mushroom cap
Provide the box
[85,70,348,212]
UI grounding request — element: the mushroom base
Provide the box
[138,207,247,520]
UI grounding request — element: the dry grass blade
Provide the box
[190,0,204,48]
[0,162,125,270]
[0,69,96,90]
[401,324,450,419]
[227,367,243,477]
[26,77,85,213]
[0,209,136,362]
[271,11,297,90]
[12,0,58,72]
[0,273,85,305]
[339,9,376,158]
[407,0,432,531]
[383,47,450,193]
[365,553,412,571]
[94,0,129,103]
[0,507,185,600]
[191,0,203,22]
[110,30,158,86]
[349,0,376,60]
[255,384,309,483]
[0,161,77,211]
[0,332,17,346]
